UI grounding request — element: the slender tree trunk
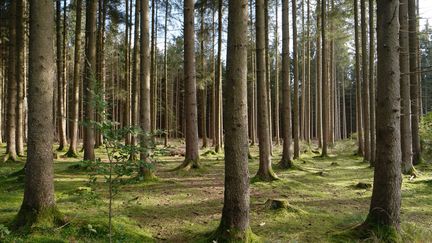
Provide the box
[369,0,376,164]
[279,0,293,169]
[316,0,322,148]
[274,0,280,145]
[213,1,252,239]
[139,0,154,178]
[132,0,141,146]
[83,0,97,161]
[409,0,421,165]
[15,0,63,228]
[66,0,82,158]
[178,0,200,169]
[362,0,402,236]
[400,0,414,174]
[321,0,329,157]
[15,0,25,156]
[361,0,370,162]
[215,0,223,153]
[293,0,300,159]
[164,0,169,147]
[306,0,311,144]
[150,0,156,132]
[5,0,18,162]
[354,0,363,155]
[254,0,277,181]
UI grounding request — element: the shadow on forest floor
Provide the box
[0,139,432,242]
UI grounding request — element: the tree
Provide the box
[83,0,97,161]
[212,1,254,240]
[4,0,18,162]
[139,0,153,178]
[369,0,376,165]
[400,0,414,174]
[354,0,363,156]
[254,0,277,182]
[360,0,370,162]
[360,0,402,238]
[214,0,223,153]
[177,0,200,169]
[279,0,293,169]
[409,0,421,165]
[56,0,68,152]
[14,0,64,228]
[292,0,300,159]
[15,0,25,156]
[321,0,329,157]
[65,0,83,158]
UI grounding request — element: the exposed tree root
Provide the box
[166,158,201,172]
[2,153,19,163]
[63,149,80,158]
[13,205,65,231]
[278,158,294,169]
[252,169,279,183]
[209,226,260,243]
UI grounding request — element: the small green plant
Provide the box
[0,224,10,240]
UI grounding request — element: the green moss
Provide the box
[12,205,65,231]
[209,226,261,243]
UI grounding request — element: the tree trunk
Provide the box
[131,0,141,150]
[306,0,311,144]
[178,0,200,169]
[200,3,207,148]
[274,0,280,145]
[65,0,82,158]
[214,0,223,153]
[293,0,300,159]
[361,0,370,162]
[4,0,18,162]
[15,0,25,156]
[163,0,169,147]
[254,0,277,182]
[354,0,363,156]
[83,0,97,161]
[362,0,402,236]
[212,1,253,240]
[400,0,414,174]
[15,0,63,228]
[369,0,376,164]
[409,0,421,165]
[139,0,154,178]
[321,0,329,157]
[316,0,322,148]
[279,0,293,169]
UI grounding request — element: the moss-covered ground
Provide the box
[0,139,431,242]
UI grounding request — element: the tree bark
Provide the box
[354,0,363,156]
[363,0,402,236]
[361,0,370,162]
[293,0,300,159]
[83,0,97,161]
[212,1,253,240]
[409,0,421,165]
[214,0,223,153]
[65,0,82,158]
[15,0,63,228]
[4,0,18,162]
[369,0,376,164]
[279,0,293,169]
[131,0,141,150]
[179,0,200,169]
[400,0,414,174]
[139,0,154,178]
[15,0,25,156]
[164,0,169,147]
[254,0,277,182]
[321,0,329,157]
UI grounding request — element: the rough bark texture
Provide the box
[360,0,370,162]
[321,0,328,157]
[316,0,322,148]
[180,0,200,169]
[363,0,402,237]
[139,0,154,178]
[400,0,414,174]
[15,0,63,228]
[131,0,141,149]
[5,0,18,162]
[83,0,97,161]
[354,0,363,156]
[214,0,223,153]
[66,0,82,158]
[292,0,300,159]
[408,0,421,165]
[213,1,253,240]
[369,0,376,165]
[15,0,25,156]
[279,0,293,169]
[254,0,277,182]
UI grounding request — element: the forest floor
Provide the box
[0,139,432,242]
